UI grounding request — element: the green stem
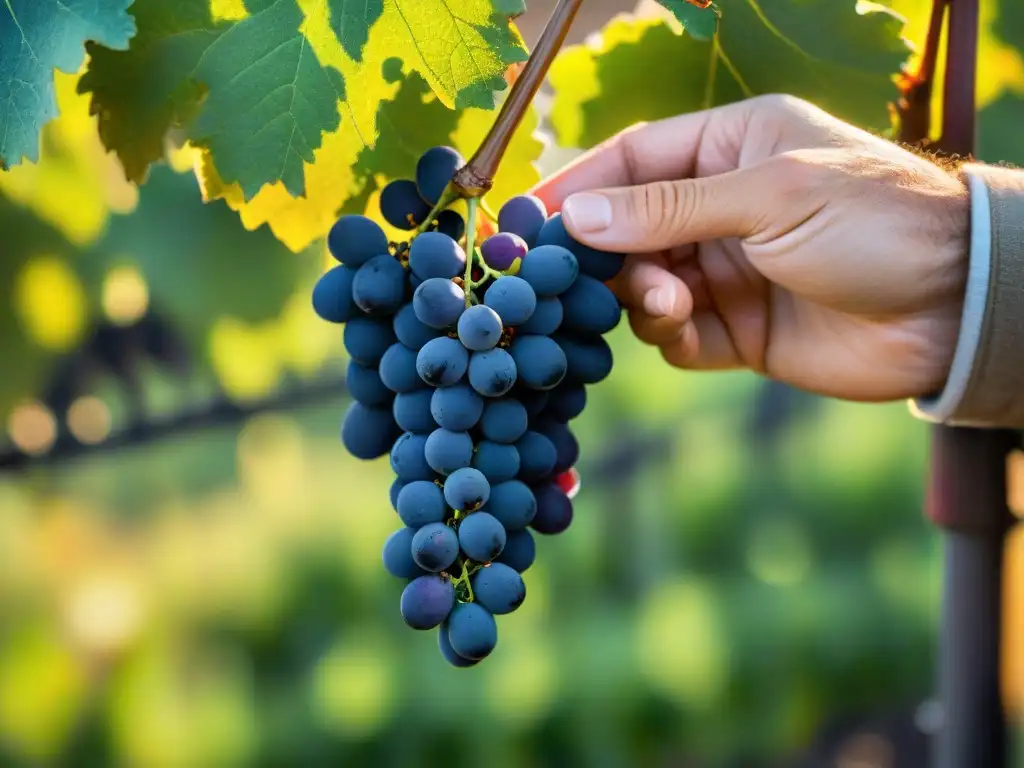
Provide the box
[463,197,480,307]
[480,198,499,223]
[414,183,461,236]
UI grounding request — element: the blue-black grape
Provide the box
[344,316,397,366]
[509,335,567,390]
[544,382,587,421]
[341,402,399,460]
[553,333,614,384]
[480,399,528,443]
[328,215,389,267]
[393,303,441,350]
[517,245,579,297]
[390,478,404,511]
[416,336,469,387]
[397,480,448,528]
[458,511,506,562]
[430,384,483,431]
[312,265,359,323]
[424,428,474,475]
[496,528,536,572]
[518,296,562,335]
[347,360,393,407]
[409,231,466,281]
[392,390,437,434]
[536,212,625,281]
[481,232,528,272]
[498,195,547,248]
[416,146,463,205]
[530,483,573,535]
[411,522,460,572]
[379,343,424,394]
[413,278,465,329]
[539,420,579,473]
[471,562,525,614]
[516,388,550,420]
[483,276,536,326]
[559,274,621,335]
[439,624,478,667]
[390,432,436,482]
[468,348,518,397]
[443,467,490,511]
[457,305,503,351]
[381,179,431,230]
[485,480,536,531]
[515,431,557,480]
[383,528,427,579]
[471,440,520,483]
[446,602,497,660]
[435,210,465,242]
[401,575,455,629]
[352,254,408,315]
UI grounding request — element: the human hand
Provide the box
[531,95,970,402]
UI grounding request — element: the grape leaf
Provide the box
[81,0,346,199]
[549,2,911,150]
[978,93,1024,167]
[656,0,718,41]
[0,0,136,170]
[326,0,384,61]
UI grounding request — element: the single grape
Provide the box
[344,316,397,366]
[497,195,547,248]
[544,382,587,421]
[397,480,449,528]
[379,343,424,394]
[446,602,498,660]
[393,389,437,434]
[468,348,518,397]
[393,303,441,350]
[471,562,526,614]
[346,360,393,407]
[411,522,460,572]
[416,146,464,205]
[517,245,579,297]
[530,483,573,534]
[553,333,614,384]
[390,478,405,511]
[518,296,563,335]
[516,388,550,420]
[555,467,582,499]
[536,212,625,281]
[485,480,537,531]
[457,305,503,351]
[390,432,436,482]
[539,420,579,473]
[341,402,399,460]
[416,336,469,387]
[496,528,536,572]
[401,574,456,629]
[480,399,528,444]
[509,335,567,390]
[443,467,490,511]
[408,231,466,281]
[351,254,407,315]
[424,428,474,475]
[458,511,507,562]
[327,215,389,267]
[515,431,557,481]
[471,440,520,483]
[483,276,537,326]
[559,274,622,335]
[380,179,431,230]
[413,277,465,329]
[481,232,528,272]
[438,624,478,667]
[383,528,427,579]
[435,210,466,242]
[312,265,359,323]
[430,384,484,431]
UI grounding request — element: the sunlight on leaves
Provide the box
[13,255,88,352]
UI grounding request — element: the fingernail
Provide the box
[643,285,676,317]
[563,193,612,233]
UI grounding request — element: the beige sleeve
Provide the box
[910,163,1024,427]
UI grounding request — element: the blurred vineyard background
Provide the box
[2,0,1024,766]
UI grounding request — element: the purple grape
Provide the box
[498,195,548,248]
[481,232,528,272]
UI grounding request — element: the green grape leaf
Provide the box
[0,0,136,170]
[656,0,719,41]
[550,2,911,150]
[978,93,1024,167]
[81,0,346,199]
[326,0,385,61]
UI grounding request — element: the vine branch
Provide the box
[896,0,947,145]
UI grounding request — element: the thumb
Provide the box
[559,165,773,253]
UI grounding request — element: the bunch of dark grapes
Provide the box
[312,145,624,666]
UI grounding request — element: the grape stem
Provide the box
[463,197,480,307]
[479,199,500,224]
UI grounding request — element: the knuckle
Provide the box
[630,180,698,235]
